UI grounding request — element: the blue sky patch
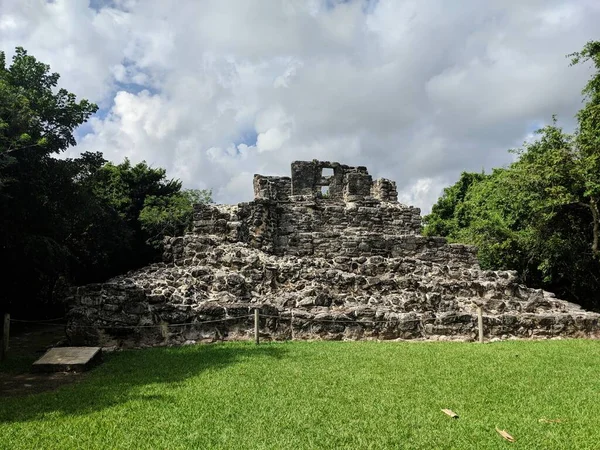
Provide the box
[322,0,379,14]
[114,81,159,97]
[88,0,131,13]
[234,128,258,148]
[526,121,546,133]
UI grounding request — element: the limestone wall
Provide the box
[66,160,600,347]
[253,175,291,201]
[192,200,422,257]
[67,235,599,347]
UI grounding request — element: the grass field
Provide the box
[1,340,600,449]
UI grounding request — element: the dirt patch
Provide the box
[0,371,86,398]
[0,323,87,398]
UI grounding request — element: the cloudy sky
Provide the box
[1,0,598,212]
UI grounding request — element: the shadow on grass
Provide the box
[0,342,287,424]
[0,323,67,374]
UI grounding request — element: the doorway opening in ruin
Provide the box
[322,168,334,177]
[321,186,330,198]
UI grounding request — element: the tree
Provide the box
[569,40,600,256]
[423,39,600,309]
[424,171,486,237]
[140,189,212,249]
[0,48,98,317]
[424,121,600,308]
[0,48,211,319]
[0,47,97,165]
[89,159,198,272]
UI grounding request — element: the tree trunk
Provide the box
[0,311,5,361]
[591,197,599,257]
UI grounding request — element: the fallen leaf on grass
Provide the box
[496,427,515,442]
[441,409,459,418]
[539,418,564,424]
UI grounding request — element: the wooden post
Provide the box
[291,309,294,341]
[1,313,9,361]
[159,321,169,342]
[254,308,260,345]
[477,307,484,343]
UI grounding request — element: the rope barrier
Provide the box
[58,315,254,330]
[8,316,253,329]
[7,303,485,336]
[9,320,65,327]
[10,317,66,323]
[259,313,424,325]
[6,310,486,347]
[10,313,428,330]
[100,316,253,329]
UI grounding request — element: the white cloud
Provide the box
[397,177,446,214]
[1,0,598,213]
[0,0,131,104]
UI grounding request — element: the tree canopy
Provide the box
[0,48,211,318]
[424,40,600,310]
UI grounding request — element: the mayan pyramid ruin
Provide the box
[66,160,600,346]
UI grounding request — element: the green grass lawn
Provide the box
[1,340,600,449]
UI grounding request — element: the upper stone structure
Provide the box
[253,160,398,203]
[66,160,600,347]
[194,160,438,259]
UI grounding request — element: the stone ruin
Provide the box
[66,160,600,346]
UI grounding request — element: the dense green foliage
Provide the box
[0,48,210,318]
[140,187,212,249]
[570,41,600,256]
[87,158,210,274]
[424,41,600,310]
[2,340,600,449]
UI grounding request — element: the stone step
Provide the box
[32,347,102,373]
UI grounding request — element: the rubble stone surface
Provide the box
[66,160,600,347]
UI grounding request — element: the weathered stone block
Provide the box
[32,347,102,373]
